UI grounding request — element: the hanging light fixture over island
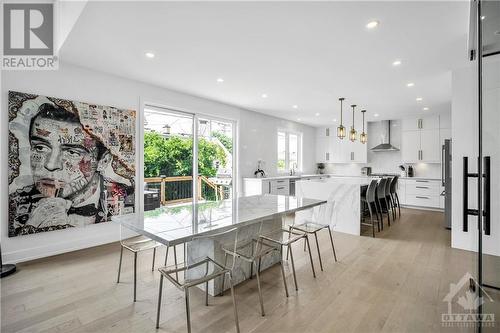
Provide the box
[349,104,357,142]
[337,97,346,139]
[360,109,367,144]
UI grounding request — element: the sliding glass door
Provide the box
[478,1,500,330]
[197,117,235,202]
[143,107,195,209]
[142,105,236,212]
[466,1,500,331]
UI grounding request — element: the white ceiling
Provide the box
[60,1,470,126]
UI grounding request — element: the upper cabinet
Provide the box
[401,115,448,164]
[316,126,367,164]
[401,115,440,131]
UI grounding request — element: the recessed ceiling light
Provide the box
[315,112,320,116]
[145,52,155,58]
[333,118,337,122]
[416,97,423,101]
[374,113,379,117]
[261,93,268,98]
[297,118,302,121]
[407,82,415,87]
[292,105,298,109]
[481,16,486,20]
[216,78,224,83]
[423,107,429,111]
[366,20,379,29]
[392,60,402,66]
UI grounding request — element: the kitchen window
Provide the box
[277,130,302,172]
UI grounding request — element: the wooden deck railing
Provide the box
[144,176,226,205]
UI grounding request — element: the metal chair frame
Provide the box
[156,228,240,333]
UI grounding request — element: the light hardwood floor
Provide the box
[2,208,498,333]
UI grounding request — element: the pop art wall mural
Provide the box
[8,91,136,237]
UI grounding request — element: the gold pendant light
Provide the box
[349,104,357,142]
[337,97,346,139]
[360,110,367,144]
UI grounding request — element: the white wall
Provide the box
[239,111,316,179]
[1,62,316,263]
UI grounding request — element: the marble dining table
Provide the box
[113,194,326,294]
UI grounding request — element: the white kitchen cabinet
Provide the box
[401,130,420,163]
[419,129,441,163]
[269,179,290,195]
[401,179,442,209]
[397,180,406,205]
[243,179,271,196]
[316,137,331,163]
[401,127,440,163]
[402,116,439,131]
[316,120,367,164]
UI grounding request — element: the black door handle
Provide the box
[463,157,469,232]
[484,156,490,235]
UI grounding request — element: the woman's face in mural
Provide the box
[30,117,101,198]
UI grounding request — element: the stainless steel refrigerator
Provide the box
[442,139,452,229]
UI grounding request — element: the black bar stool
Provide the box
[376,178,391,227]
[361,179,381,237]
[385,177,396,221]
[390,176,401,218]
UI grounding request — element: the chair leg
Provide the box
[288,244,299,291]
[185,288,191,333]
[384,198,391,226]
[205,281,209,306]
[254,261,265,316]
[279,249,289,297]
[228,272,240,333]
[117,245,123,283]
[133,252,137,302]
[327,226,337,262]
[314,232,323,271]
[395,192,401,218]
[390,196,396,220]
[305,236,316,278]
[152,247,156,272]
[174,245,179,281]
[155,274,164,329]
[164,245,169,266]
[221,253,229,295]
[367,202,375,238]
[286,227,291,260]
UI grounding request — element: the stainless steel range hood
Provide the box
[370,120,399,152]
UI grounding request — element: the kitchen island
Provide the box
[295,177,371,235]
[113,194,325,295]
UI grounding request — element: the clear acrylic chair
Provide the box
[117,234,162,302]
[221,221,288,316]
[290,198,337,271]
[156,228,240,333]
[257,214,317,292]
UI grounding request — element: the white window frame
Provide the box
[138,99,238,215]
[277,129,303,172]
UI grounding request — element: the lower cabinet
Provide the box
[400,179,442,209]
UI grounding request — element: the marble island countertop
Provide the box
[113,195,325,246]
